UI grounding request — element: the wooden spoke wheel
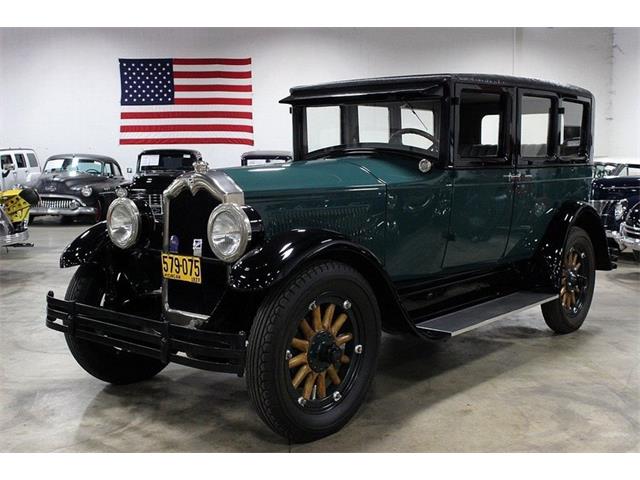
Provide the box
[288,301,356,403]
[541,226,595,334]
[560,246,589,316]
[246,261,380,442]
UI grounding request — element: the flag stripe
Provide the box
[121,111,253,119]
[174,84,252,92]
[173,71,252,79]
[173,58,251,66]
[120,138,255,145]
[121,124,254,133]
[174,97,252,105]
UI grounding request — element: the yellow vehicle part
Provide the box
[1,189,32,223]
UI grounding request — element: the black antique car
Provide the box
[121,149,201,220]
[590,162,640,252]
[240,150,292,166]
[30,154,125,223]
[46,74,613,442]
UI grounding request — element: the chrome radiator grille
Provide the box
[148,193,163,218]
[38,198,73,209]
[622,223,640,240]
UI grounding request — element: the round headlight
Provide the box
[81,185,93,197]
[614,200,628,221]
[107,198,141,249]
[207,204,251,262]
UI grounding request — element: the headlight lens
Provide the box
[614,200,628,221]
[81,185,93,197]
[106,198,140,249]
[207,204,251,262]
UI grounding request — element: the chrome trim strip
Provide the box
[30,206,95,216]
[1,229,29,246]
[161,170,244,326]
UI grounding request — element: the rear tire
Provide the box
[541,227,596,334]
[64,265,167,384]
[246,261,381,442]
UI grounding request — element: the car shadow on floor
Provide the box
[68,318,596,452]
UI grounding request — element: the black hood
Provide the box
[592,176,640,201]
[33,171,104,191]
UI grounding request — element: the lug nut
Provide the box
[298,397,307,406]
[285,350,292,360]
[354,344,363,354]
[332,391,342,402]
[343,299,352,310]
[308,301,317,311]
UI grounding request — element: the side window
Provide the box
[14,154,27,169]
[520,96,552,159]
[103,163,113,176]
[457,90,507,163]
[1,155,13,170]
[306,106,341,153]
[560,101,586,158]
[26,153,39,168]
[112,163,122,176]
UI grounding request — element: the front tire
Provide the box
[64,265,167,384]
[246,261,381,442]
[541,227,596,334]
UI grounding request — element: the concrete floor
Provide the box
[1,219,639,452]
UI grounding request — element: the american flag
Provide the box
[119,58,254,145]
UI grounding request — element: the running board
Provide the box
[415,291,557,337]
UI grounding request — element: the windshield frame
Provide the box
[136,152,196,173]
[291,89,447,165]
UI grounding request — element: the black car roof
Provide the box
[139,149,201,157]
[280,73,592,104]
[46,153,117,163]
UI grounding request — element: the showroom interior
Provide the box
[0,27,639,452]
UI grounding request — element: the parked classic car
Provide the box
[46,74,613,442]
[591,162,640,252]
[120,149,201,220]
[30,154,125,223]
[618,201,640,261]
[240,150,292,166]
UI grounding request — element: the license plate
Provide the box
[161,253,202,284]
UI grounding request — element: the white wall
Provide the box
[610,28,640,160]
[0,27,633,175]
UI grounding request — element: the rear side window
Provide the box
[457,90,508,165]
[26,153,39,168]
[560,101,586,158]
[14,154,27,169]
[520,96,552,158]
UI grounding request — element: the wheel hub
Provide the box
[307,330,341,373]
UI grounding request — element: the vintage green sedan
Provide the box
[46,74,613,442]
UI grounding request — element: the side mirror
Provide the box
[3,163,15,172]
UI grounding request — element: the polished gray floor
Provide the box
[1,219,639,452]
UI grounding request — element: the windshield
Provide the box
[43,158,104,174]
[138,153,195,171]
[301,98,441,160]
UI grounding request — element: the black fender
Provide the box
[60,221,111,268]
[533,201,614,289]
[229,229,415,334]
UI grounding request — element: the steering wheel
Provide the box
[84,168,100,174]
[389,128,436,144]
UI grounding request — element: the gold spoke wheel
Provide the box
[288,302,354,402]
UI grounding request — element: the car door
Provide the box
[442,83,516,270]
[13,153,29,186]
[505,90,592,261]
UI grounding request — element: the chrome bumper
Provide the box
[30,206,96,216]
[0,229,29,246]
[619,223,640,252]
